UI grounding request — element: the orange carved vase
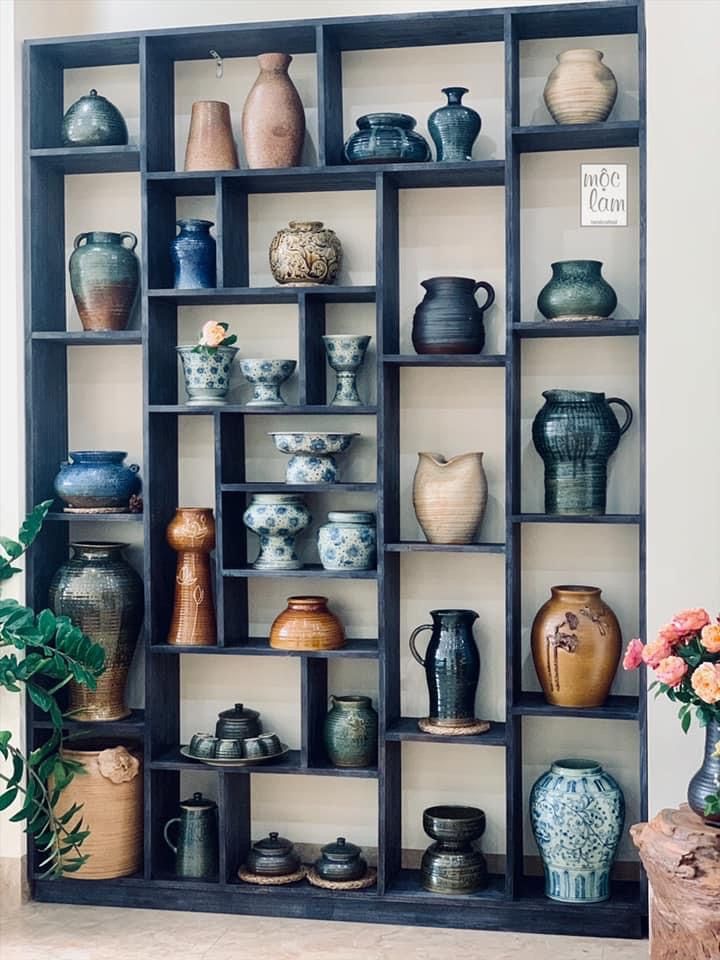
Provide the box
[166,508,216,646]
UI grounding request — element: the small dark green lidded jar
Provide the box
[215,702,262,739]
[315,837,367,881]
[245,832,301,877]
[62,89,129,147]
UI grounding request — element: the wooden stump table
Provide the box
[631,805,720,959]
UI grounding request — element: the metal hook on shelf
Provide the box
[209,49,223,79]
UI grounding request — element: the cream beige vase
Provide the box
[412,452,488,544]
[242,53,305,169]
[184,100,238,171]
[543,49,618,125]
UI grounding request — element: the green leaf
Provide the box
[0,537,23,560]
[17,501,52,548]
[223,334,237,347]
[0,730,11,759]
[0,788,18,811]
[681,709,692,734]
[7,752,24,788]
[27,684,54,715]
[0,565,23,581]
[37,609,57,642]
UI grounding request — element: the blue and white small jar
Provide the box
[243,494,311,570]
[177,345,237,405]
[318,512,376,571]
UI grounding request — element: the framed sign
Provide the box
[581,163,628,227]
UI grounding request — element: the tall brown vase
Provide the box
[531,585,622,708]
[184,101,238,171]
[242,53,305,169]
[166,508,216,646]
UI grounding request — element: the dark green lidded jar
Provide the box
[62,89,129,147]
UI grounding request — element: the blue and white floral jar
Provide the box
[318,512,376,571]
[243,494,311,570]
[177,345,237,405]
[530,758,625,904]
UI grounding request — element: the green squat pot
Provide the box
[324,695,378,768]
[164,792,219,880]
[532,389,632,515]
[62,89,128,147]
[428,87,481,162]
[537,260,617,322]
[69,231,139,331]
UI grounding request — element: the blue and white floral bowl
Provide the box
[177,345,237,405]
[239,358,296,406]
[269,432,360,483]
[322,334,371,406]
[242,493,312,569]
[318,511,377,570]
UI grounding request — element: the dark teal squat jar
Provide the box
[537,260,617,321]
[163,793,218,880]
[324,695,378,768]
[343,113,431,164]
[62,89,128,147]
[428,87,481,162]
[532,390,633,515]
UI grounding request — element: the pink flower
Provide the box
[657,622,683,649]
[672,608,711,636]
[654,656,688,688]
[691,662,720,704]
[623,638,644,671]
[200,321,226,348]
[700,623,720,654]
[641,635,673,669]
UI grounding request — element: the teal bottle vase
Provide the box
[428,87,481,162]
[537,260,617,321]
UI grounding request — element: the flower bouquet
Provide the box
[177,321,238,406]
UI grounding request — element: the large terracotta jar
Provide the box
[242,53,305,169]
[531,585,622,708]
[269,596,345,650]
[166,508,216,646]
[412,452,487,544]
[543,49,618,125]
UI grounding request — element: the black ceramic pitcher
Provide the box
[164,792,219,880]
[411,277,494,354]
[409,609,480,726]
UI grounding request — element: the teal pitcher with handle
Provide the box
[164,792,219,880]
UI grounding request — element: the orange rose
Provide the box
[700,623,720,654]
[654,656,688,688]
[691,662,720,704]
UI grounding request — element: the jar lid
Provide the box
[217,702,260,721]
[252,831,294,855]
[180,791,216,810]
[326,511,375,525]
[321,836,362,861]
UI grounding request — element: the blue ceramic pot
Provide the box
[61,89,128,147]
[177,345,237,406]
[171,219,216,289]
[243,493,311,570]
[318,512,376,571]
[54,451,141,510]
[343,113,431,164]
[428,87,481,162]
[530,758,625,903]
[537,260,617,321]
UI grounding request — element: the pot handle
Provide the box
[473,280,495,313]
[129,464,140,473]
[607,397,633,436]
[120,232,138,251]
[163,817,180,855]
[409,624,433,667]
[73,233,90,250]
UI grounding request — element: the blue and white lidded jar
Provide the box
[317,512,377,571]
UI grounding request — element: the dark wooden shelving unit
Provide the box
[24,0,646,938]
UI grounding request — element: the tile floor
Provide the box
[0,903,649,960]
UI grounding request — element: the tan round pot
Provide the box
[543,49,617,125]
[412,452,488,545]
[54,742,143,879]
[184,100,238,171]
[242,53,305,169]
[531,585,622,708]
[270,596,345,650]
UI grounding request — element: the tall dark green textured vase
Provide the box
[428,87,481,162]
[532,390,633,515]
[410,609,480,727]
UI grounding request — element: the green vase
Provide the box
[537,260,617,321]
[324,695,378,768]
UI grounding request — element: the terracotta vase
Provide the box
[184,101,238,172]
[531,585,622,708]
[412,452,488,544]
[543,49,618,125]
[242,53,305,169]
[269,596,345,650]
[166,508,216,646]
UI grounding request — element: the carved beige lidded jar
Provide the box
[543,49,618,125]
[269,221,342,286]
[412,452,488,545]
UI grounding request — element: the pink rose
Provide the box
[657,623,683,649]
[672,608,711,636]
[654,656,688,688]
[623,638,644,671]
[641,635,673,669]
[200,321,226,348]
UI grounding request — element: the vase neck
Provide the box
[550,585,601,601]
[357,112,416,131]
[257,52,291,73]
[177,219,213,233]
[69,450,126,464]
[704,719,720,759]
[442,86,468,105]
[70,541,128,561]
[550,758,602,776]
[557,49,603,63]
[331,695,372,709]
[542,389,605,404]
[551,260,602,278]
[430,609,478,628]
[287,595,328,611]
[422,276,475,291]
[85,231,122,245]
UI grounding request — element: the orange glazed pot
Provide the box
[166,508,216,646]
[270,596,345,650]
[531,585,622,708]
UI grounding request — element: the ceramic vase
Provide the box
[164,793,219,880]
[269,221,342,286]
[412,452,488,544]
[269,595,345,650]
[322,334,371,406]
[428,87,481,162]
[537,261,617,321]
[343,113,431,164]
[269,431,359,484]
[54,451,140,511]
[69,231,139,331]
[315,837,367,882]
[166,508,216,647]
[318,512,376,571]
[324,695,378,768]
[532,390,633,515]
[177,345,237,406]
[242,53,305,169]
[239,358,296,406]
[412,277,494,355]
[48,543,143,721]
[243,494,311,570]
[543,49,618,125]
[171,219,216,289]
[410,609,480,728]
[687,719,720,826]
[62,89,128,147]
[531,586,622,708]
[421,805,487,894]
[184,100,238,171]
[530,758,625,903]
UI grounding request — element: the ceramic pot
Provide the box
[322,334,371,407]
[171,219,216,290]
[412,277,494,355]
[532,390,633,515]
[245,832,301,877]
[410,609,480,727]
[269,431,359,484]
[49,543,143,721]
[315,837,366,881]
[531,586,622,708]
[428,87,481,162]
[687,719,720,826]
[177,345,237,406]
[269,596,345,651]
[166,508,216,646]
[54,740,142,879]
[543,49,618,125]
[69,231,139,332]
[242,53,305,169]
[215,702,262,739]
[537,260,617,321]
[324,695,378,768]
[269,221,342,286]
[54,451,140,511]
[243,494,311,570]
[239,358,296,406]
[184,100,238,171]
[421,805,487,894]
[530,758,625,903]
[318,512,376,571]
[62,89,128,147]
[412,452,487,544]
[164,793,218,881]
[343,113,431,164]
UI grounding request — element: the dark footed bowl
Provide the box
[423,805,486,845]
[421,842,488,894]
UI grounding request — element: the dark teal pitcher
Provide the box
[410,610,480,727]
[164,792,218,880]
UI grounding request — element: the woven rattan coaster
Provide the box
[237,865,307,885]
[417,718,491,736]
[306,866,377,891]
[63,506,127,514]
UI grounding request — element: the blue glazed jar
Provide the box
[171,219,216,289]
[530,758,625,903]
[537,260,617,321]
[343,113,431,164]
[428,87,481,162]
[54,451,141,510]
[318,511,376,571]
